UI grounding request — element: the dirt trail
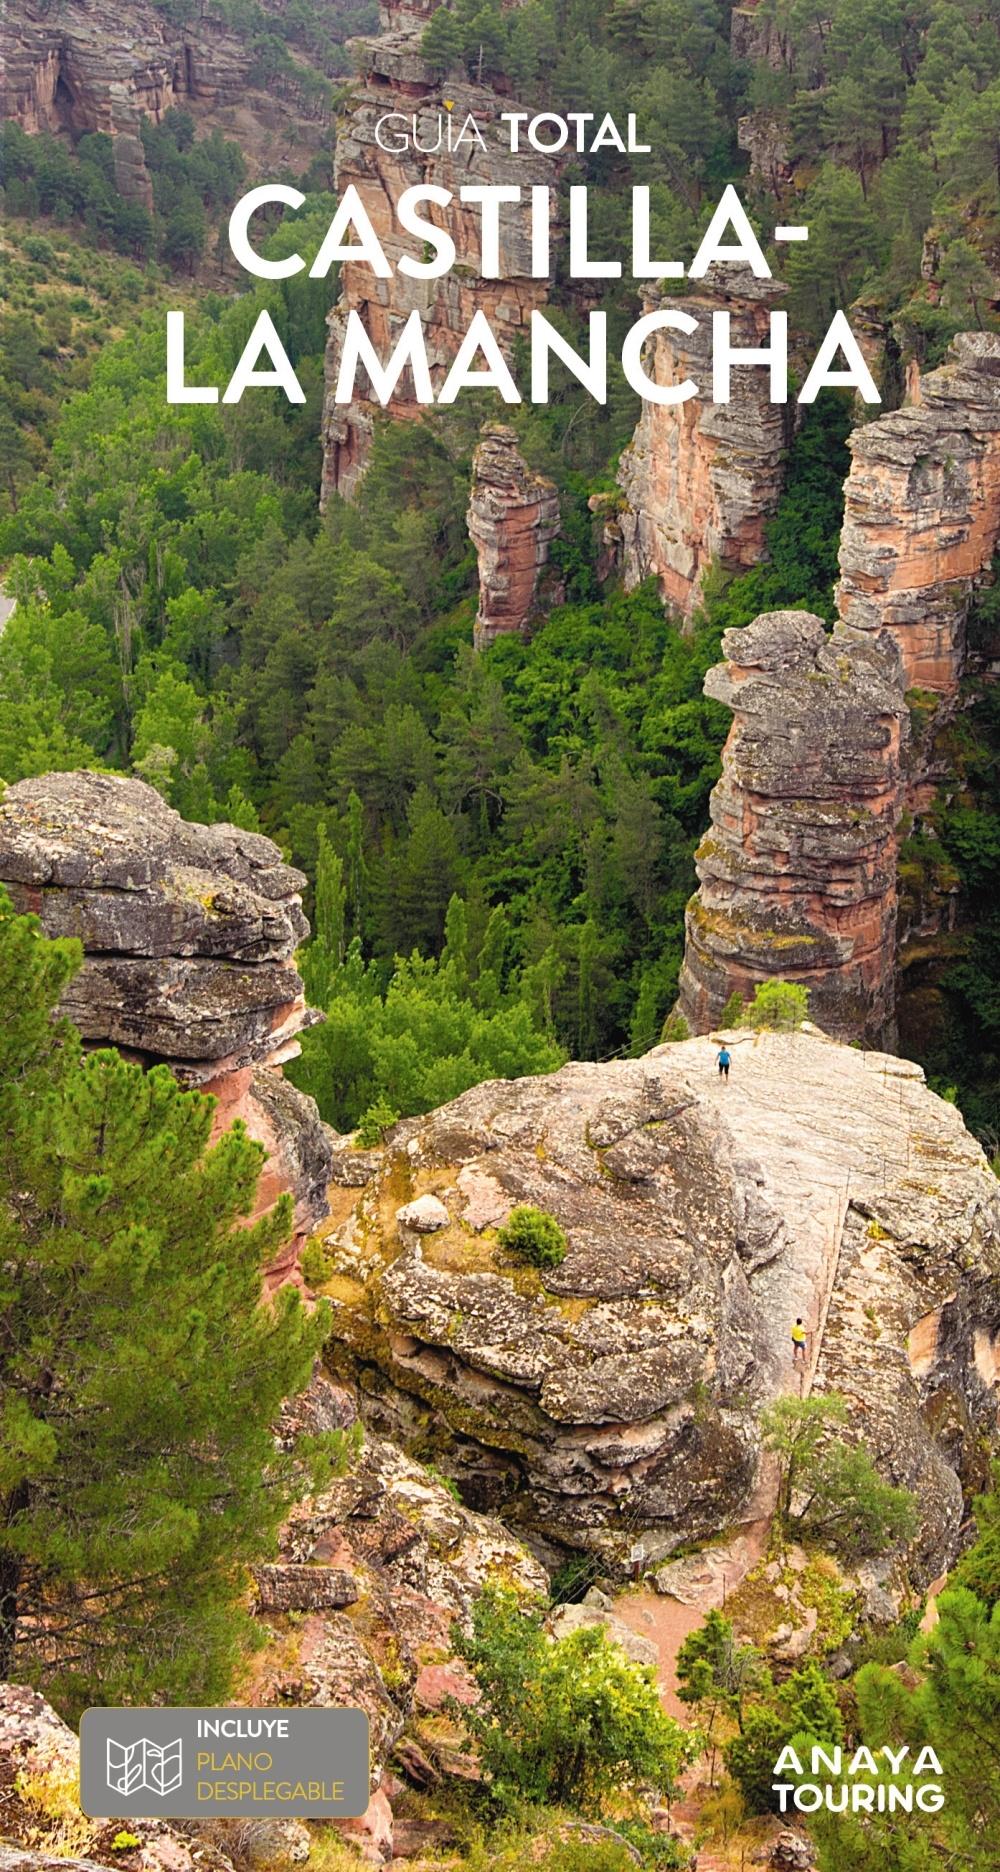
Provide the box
[614,1030,857,1710]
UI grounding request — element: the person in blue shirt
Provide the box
[717,1046,731,1080]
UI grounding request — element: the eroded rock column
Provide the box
[676,611,908,1045]
[837,332,1000,697]
[616,265,791,615]
[321,3,562,503]
[468,425,561,648]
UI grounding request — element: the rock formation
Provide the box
[320,2,562,503]
[0,771,331,1279]
[616,266,791,615]
[0,1684,238,1872]
[467,425,561,648]
[0,1,329,206]
[837,332,1000,699]
[675,611,908,1046]
[257,1370,544,1862]
[310,1027,1000,1578]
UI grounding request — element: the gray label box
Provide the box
[80,1707,370,1819]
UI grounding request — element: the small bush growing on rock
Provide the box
[747,980,810,1029]
[453,1583,687,1817]
[300,1240,333,1287]
[354,1096,399,1146]
[761,1394,918,1558]
[660,1011,690,1042]
[497,1205,568,1269]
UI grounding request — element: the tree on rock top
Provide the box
[0,888,339,1716]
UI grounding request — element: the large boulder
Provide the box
[0,771,333,1277]
[313,1031,1000,1575]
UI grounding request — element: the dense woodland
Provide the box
[1,7,999,1871]
[0,1,998,1130]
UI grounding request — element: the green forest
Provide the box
[2,0,999,1140]
[2,5,1000,1872]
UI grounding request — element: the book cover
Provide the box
[0,3,998,1869]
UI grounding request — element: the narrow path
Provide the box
[615,1030,855,1713]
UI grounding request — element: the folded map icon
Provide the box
[106,1737,183,1797]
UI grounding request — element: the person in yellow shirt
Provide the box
[791,1318,808,1366]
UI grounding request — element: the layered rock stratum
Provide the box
[677,333,1000,1039]
[676,611,908,1046]
[320,1,562,502]
[616,266,791,614]
[836,332,1000,699]
[467,425,561,647]
[0,0,329,206]
[313,1028,1000,1581]
[0,771,331,1278]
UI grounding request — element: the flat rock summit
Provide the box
[319,1027,1000,1578]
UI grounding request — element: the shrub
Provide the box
[746,980,810,1030]
[720,990,746,1027]
[761,1394,918,1558]
[354,1096,399,1146]
[497,1204,568,1269]
[660,1011,690,1042]
[453,1584,688,1816]
[299,1240,333,1287]
[725,1661,843,1813]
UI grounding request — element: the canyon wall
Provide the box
[836,331,1000,700]
[616,265,792,615]
[0,1,329,205]
[677,333,1000,1042]
[676,611,908,1045]
[0,771,332,1285]
[320,4,562,503]
[467,424,561,647]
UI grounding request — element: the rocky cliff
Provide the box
[0,1373,545,1871]
[616,266,791,615]
[676,611,908,1046]
[676,334,1000,1042]
[0,0,330,206]
[467,424,561,647]
[320,3,562,503]
[0,771,331,1282]
[836,332,1000,700]
[310,1028,1000,1580]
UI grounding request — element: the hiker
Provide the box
[792,1318,808,1366]
[717,1045,731,1080]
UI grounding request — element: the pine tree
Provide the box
[0,890,336,1714]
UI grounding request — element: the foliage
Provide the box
[497,1205,568,1270]
[452,1584,688,1817]
[951,1461,1000,1608]
[0,889,341,1714]
[354,1098,400,1148]
[724,1660,844,1813]
[810,1587,1000,1872]
[746,980,811,1031]
[760,1394,918,1557]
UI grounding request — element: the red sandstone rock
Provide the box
[676,610,908,1045]
[0,772,333,1280]
[0,0,329,205]
[321,5,562,503]
[467,424,561,647]
[616,266,791,616]
[837,333,1000,697]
